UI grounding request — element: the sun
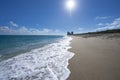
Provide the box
[66,0,75,10]
[66,0,76,16]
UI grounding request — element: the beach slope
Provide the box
[68,34,120,80]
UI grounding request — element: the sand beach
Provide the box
[68,33,120,80]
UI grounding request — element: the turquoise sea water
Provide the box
[0,35,63,61]
[0,35,74,80]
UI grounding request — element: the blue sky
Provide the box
[0,0,120,35]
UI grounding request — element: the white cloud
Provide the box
[0,26,16,34]
[97,23,109,26]
[43,28,51,33]
[0,23,63,35]
[0,21,65,35]
[78,27,83,31]
[10,21,18,27]
[0,26,9,31]
[16,27,61,35]
[97,23,104,26]
[55,29,60,33]
[95,16,111,20]
[18,26,31,34]
[96,18,120,31]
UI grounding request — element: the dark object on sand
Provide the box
[67,32,74,35]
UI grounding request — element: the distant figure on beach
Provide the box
[71,32,74,35]
[67,32,74,35]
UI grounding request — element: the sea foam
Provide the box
[0,36,74,80]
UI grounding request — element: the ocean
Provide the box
[0,35,74,80]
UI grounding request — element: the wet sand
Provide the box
[68,34,120,80]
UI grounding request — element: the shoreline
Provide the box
[0,36,73,80]
[68,34,120,80]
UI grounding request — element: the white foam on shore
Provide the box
[0,55,1,59]
[0,36,74,80]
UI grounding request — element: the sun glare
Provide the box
[66,0,76,16]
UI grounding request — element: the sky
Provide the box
[0,0,120,35]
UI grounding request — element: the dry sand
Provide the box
[68,34,120,80]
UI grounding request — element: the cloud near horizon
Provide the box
[0,22,64,35]
[96,17,120,31]
[95,16,111,20]
[9,21,18,27]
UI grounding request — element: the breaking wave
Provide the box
[0,36,74,80]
